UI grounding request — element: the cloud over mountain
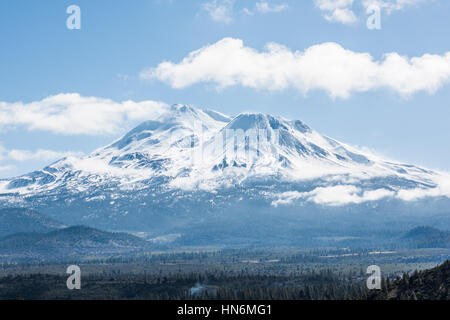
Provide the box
[142,38,450,98]
[0,93,169,135]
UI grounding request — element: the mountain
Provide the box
[402,226,450,248]
[0,208,65,237]
[369,260,450,300]
[0,104,449,246]
[0,226,153,262]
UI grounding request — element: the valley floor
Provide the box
[0,247,448,300]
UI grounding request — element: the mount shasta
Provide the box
[1,104,449,246]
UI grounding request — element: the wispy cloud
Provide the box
[204,0,288,22]
[0,142,83,164]
[325,7,358,24]
[362,0,430,14]
[315,0,434,25]
[0,144,82,176]
[272,186,395,206]
[314,0,358,24]
[0,165,15,174]
[6,149,83,162]
[255,1,288,13]
[0,93,169,135]
[203,0,234,24]
[142,37,450,99]
[242,1,288,16]
[272,175,450,206]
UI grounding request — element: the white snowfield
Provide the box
[1,104,449,207]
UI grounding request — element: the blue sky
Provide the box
[0,0,449,178]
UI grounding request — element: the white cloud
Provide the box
[315,0,355,11]
[0,145,5,161]
[243,1,288,16]
[0,93,169,135]
[203,1,288,23]
[362,0,430,14]
[315,0,357,24]
[142,37,450,99]
[396,174,450,201]
[315,0,433,24]
[0,142,83,165]
[272,185,394,206]
[255,1,288,13]
[271,191,304,207]
[324,7,358,23]
[272,175,450,206]
[0,165,15,174]
[242,7,254,15]
[203,0,234,24]
[271,185,443,206]
[6,149,84,162]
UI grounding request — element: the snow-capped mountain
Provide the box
[1,104,449,245]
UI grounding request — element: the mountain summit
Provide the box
[0,105,449,245]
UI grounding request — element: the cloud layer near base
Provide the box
[272,175,450,207]
[0,93,169,135]
[142,38,450,98]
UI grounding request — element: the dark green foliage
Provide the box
[0,208,64,237]
[0,270,369,300]
[402,226,450,248]
[0,246,448,300]
[369,260,450,300]
[0,226,154,261]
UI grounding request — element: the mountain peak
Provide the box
[0,104,444,210]
[226,112,311,135]
[227,113,283,131]
[100,104,228,153]
[169,103,197,115]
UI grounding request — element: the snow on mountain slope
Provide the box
[0,104,448,209]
